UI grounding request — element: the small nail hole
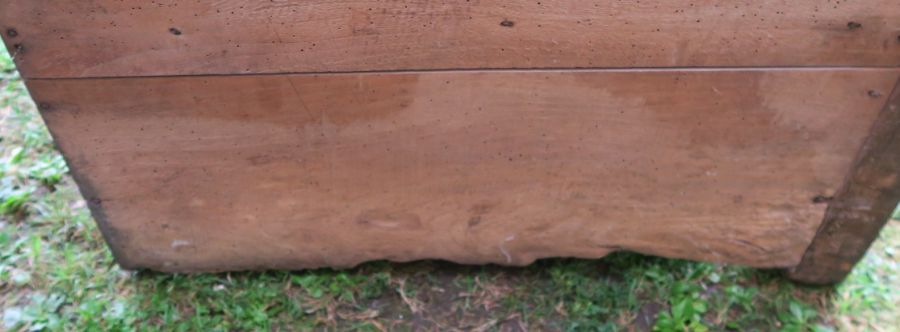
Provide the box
[812,195,833,204]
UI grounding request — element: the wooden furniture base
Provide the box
[3,1,898,285]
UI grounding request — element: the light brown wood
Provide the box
[27,68,899,272]
[2,0,899,79]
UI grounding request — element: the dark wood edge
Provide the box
[787,76,900,285]
[23,81,137,270]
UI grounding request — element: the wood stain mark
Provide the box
[467,216,482,228]
[811,195,833,204]
[37,102,53,112]
[10,43,24,59]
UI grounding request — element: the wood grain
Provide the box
[26,68,898,272]
[2,0,898,79]
[788,77,900,285]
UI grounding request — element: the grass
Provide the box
[1,42,898,331]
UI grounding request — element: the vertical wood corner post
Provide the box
[788,78,900,285]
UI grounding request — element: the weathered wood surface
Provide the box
[26,68,899,272]
[2,0,899,79]
[788,78,900,285]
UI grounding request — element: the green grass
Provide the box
[1,42,898,331]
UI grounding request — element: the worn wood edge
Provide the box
[787,76,900,285]
[23,80,138,270]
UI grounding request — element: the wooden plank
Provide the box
[787,78,900,285]
[2,0,899,79]
[25,68,899,272]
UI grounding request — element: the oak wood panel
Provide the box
[26,68,899,272]
[788,77,900,285]
[2,0,899,79]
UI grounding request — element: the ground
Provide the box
[0,43,898,331]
